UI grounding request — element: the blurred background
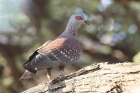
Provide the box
[0,0,140,92]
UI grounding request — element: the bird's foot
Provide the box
[47,74,52,82]
[60,71,65,76]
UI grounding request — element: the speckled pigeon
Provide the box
[19,14,90,81]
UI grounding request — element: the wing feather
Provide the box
[22,37,82,70]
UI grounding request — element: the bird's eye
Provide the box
[75,16,83,20]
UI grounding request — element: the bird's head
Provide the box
[69,14,90,26]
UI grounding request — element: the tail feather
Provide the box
[19,70,37,81]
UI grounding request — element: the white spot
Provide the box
[35,54,40,58]
[50,51,62,62]
[65,55,67,57]
[46,55,51,61]
[63,52,65,55]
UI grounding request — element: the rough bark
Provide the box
[21,62,140,93]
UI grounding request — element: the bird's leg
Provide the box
[46,68,52,82]
[59,66,65,76]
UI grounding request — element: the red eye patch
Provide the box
[75,16,83,20]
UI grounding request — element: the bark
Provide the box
[21,62,140,93]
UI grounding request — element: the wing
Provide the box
[22,37,82,70]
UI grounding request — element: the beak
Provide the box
[84,21,90,25]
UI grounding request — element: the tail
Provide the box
[19,69,37,81]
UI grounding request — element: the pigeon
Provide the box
[19,13,90,81]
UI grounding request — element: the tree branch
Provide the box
[22,62,140,93]
[0,43,24,89]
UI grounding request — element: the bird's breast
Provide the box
[51,39,82,65]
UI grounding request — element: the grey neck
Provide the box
[62,22,79,39]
